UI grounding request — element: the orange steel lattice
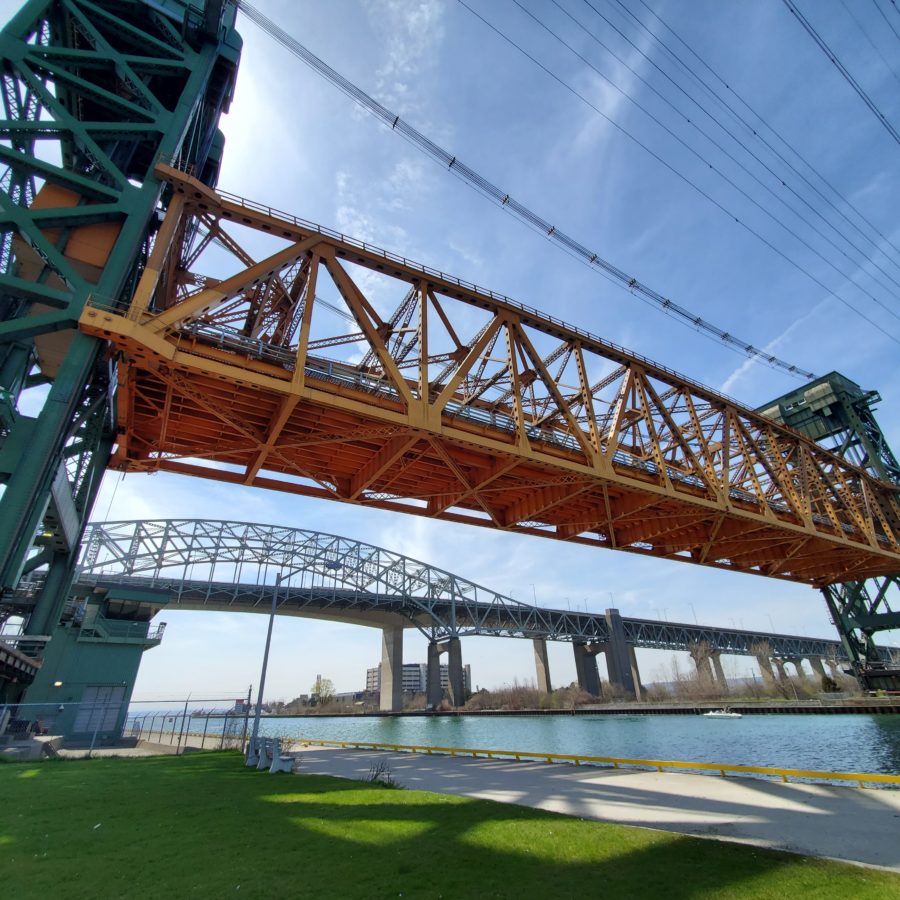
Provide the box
[78,164,900,587]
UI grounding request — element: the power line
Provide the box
[579,0,900,297]
[840,0,900,89]
[236,0,818,378]
[458,0,898,342]
[782,0,900,145]
[871,0,900,45]
[517,0,900,318]
[623,0,900,274]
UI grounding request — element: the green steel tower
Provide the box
[0,0,241,693]
[759,373,900,690]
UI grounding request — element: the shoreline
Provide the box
[259,698,900,718]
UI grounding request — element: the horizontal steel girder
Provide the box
[76,166,900,587]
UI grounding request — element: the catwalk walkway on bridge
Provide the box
[296,746,900,871]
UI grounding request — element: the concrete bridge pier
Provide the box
[809,656,827,682]
[754,654,776,684]
[446,637,466,707]
[379,626,403,712]
[427,637,466,708]
[787,657,806,679]
[825,658,844,680]
[772,657,788,681]
[627,645,643,700]
[688,642,714,684]
[604,608,637,699]
[573,642,601,697]
[427,641,443,708]
[710,651,728,693]
[533,638,552,694]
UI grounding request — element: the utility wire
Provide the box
[841,0,900,89]
[518,0,900,318]
[459,0,898,342]
[871,0,900,44]
[782,0,900,145]
[581,0,900,296]
[623,0,900,273]
[236,0,818,378]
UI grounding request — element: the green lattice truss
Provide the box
[760,372,900,684]
[0,0,240,642]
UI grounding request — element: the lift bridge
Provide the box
[0,1,899,699]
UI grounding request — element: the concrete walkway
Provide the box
[296,747,900,871]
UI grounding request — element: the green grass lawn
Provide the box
[0,752,897,899]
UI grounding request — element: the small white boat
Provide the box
[703,709,742,719]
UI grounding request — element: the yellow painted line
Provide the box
[298,738,900,787]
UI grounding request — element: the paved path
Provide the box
[296,747,900,871]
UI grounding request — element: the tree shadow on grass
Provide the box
[0,752,894,900]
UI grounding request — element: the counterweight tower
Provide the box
[760,373,900,689]
[0,0,240,691]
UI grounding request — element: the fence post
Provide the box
[175,698,189,755]
[240,686,251,752]
[202,714,210,749]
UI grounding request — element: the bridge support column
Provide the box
[379,626,403,712]
[533,638,551,694]
[446,637,466,707]
[772,658,787,681]
[573,642,601,697]
[604,608,637,699]
[688,642,714,685]
[809,657,827,681]
[627,646,643,701]
[755,654,776,684]
[787,657,806,680]
[427,641,443,709]
[825,658,844,680]
[711,652,728,693]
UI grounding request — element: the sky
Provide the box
[10,0,900,702]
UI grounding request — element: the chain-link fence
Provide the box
[0,693,252,757]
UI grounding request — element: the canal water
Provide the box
[252,713,900,775]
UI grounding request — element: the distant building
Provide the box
[366,662,472,695]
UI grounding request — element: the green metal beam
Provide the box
[0,0,240,658]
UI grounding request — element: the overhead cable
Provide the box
[840,0,900,90]
[623,0,900,273]
[457,0,898,342]
[235,0,817,378]
[515,0,900,320]
[871,0,900,45]
[582,0,900,294]
[782,0,900,146]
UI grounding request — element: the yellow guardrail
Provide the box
[297,738,900,788]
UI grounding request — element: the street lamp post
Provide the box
[249,572,283,752]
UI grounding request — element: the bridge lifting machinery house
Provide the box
[0,0,898,697]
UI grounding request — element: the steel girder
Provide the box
[0,1,240,646]
[75,166,900,587]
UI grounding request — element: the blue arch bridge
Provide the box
[15,520,899,710]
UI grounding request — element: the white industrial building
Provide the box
[366,662,471,695]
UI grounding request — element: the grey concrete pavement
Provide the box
[296,747,900,871]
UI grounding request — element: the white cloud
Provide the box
[363,0,446,115]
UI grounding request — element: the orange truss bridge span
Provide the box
[78,165,900,588]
